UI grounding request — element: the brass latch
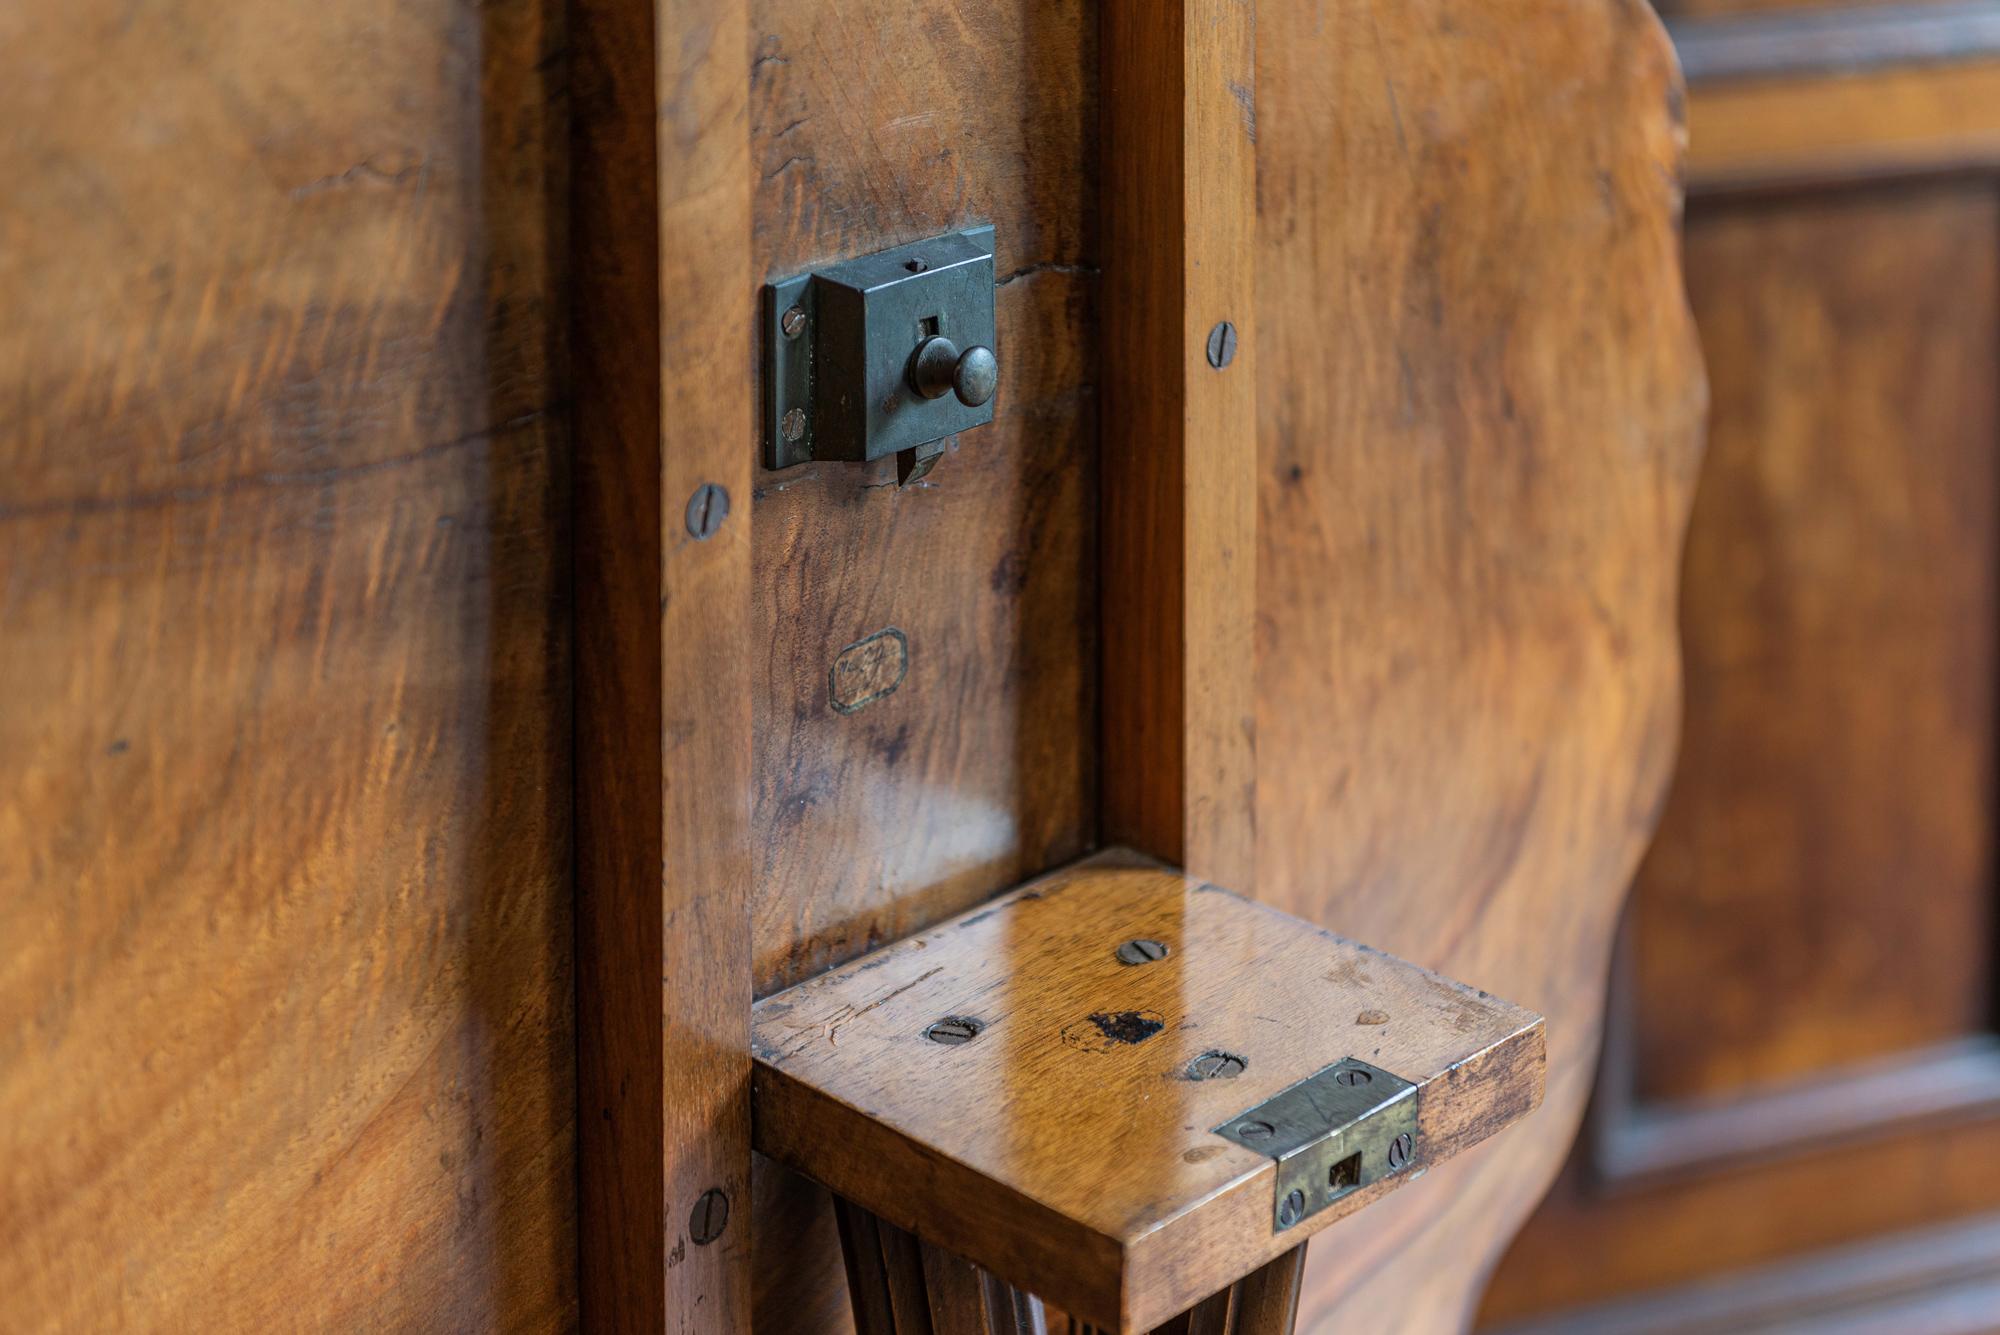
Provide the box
[1215,1057,1419,1233]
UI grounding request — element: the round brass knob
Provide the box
[909,336,998,408]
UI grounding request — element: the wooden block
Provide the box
[751,855,1545,1332]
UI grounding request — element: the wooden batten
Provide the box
[1101,0,1260,890]
[575,0,755,1328]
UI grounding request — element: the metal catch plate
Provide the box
[1214,1057,1419,1233]
[763,225,997,471]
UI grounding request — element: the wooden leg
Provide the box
[1067,1247,1306,1335]
[834,1197,1049,1335]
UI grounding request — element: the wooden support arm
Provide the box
[750,855,1545,1333]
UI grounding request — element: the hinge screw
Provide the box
[1387,1133,1414,1171]
[781,304,808,338]
[1276,1188,1305,1230]
[689,1188,730,1245]
[1187,1050,1247,1081]
[1335,1066,1374,1086]
[781,407,808,443]
[1236,1120,1274,1140]
[1115,938,1170,966]
[925,1016,984,1046]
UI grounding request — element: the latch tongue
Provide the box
[1214,1057,1419,1233]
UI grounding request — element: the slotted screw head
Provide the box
[1277,1188,1306,1229]
[1115,938,1170,966]
[689,1188,730,1245]
[1387,1132,1415,1171]
[1206,320,1238,369]
[1187,1050,1246,1081]
[781,304,807,338]
[781,407,807,443]
[1236,1120,1274,1140]
[925,1016,983,1046]
[684,483,729,541]
[1335,1066,1374,1087]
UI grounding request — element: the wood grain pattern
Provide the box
[574,0,756,1327]
[752,858,1544,1332]
[0,0,575,1324]
[1479,178,2000,1328]
[1100,0,1258,889]
[1252,2,1707,1331]
[746,0,1100,999]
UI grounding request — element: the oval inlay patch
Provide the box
[829,627,909,715]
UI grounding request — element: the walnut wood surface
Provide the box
[1252,2,1707,1331]
[575,0,756,1329]
[1,0,575,1325]
[745,0,1100,1000]
[742,5,1101,1320]
[1480,179,2000,1328]
[752,857,1544,1332]
[1100,0,1258,889]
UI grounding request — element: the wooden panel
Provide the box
[752,857,1543,1332]
[574,0,756,1327]
[745,0,1099,999]
[1637,183,1998,1104]
[1253,1,1707,1331]
[1100,0,1257,888]
[1478,178,2000,1328]
[0,0,574,1325]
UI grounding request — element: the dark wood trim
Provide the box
[574,0,755,1326]
[1100,0,1258,889]
[1670,1,2000,85]
[1485,1212,2000,1335]
[1587,922,2000,1188]
[1594,1036,2000,1187]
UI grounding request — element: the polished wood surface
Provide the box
[0,0,575,1324]
[753,857,1545,1331]
[575,0,756,1328]
[1484,6,2000,1326]
[1100,0,1257,890]
[746,0,1100,1000]
[1252,1,1707,1331]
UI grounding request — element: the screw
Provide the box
[689,1188,730,1245]
[1115,938,1170,966]
[1236,1120,1274,1140]
[1387,1133,1414,1171]
[781,407,807,443]
[1335,1066,1373,1087]
[1187,1050,1246,1081]
[781,304,808,338]
[1276,1189,1306,1229]
[1206,320,1238,369]
[925,1016,983,1046]
[684,483,730,540]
